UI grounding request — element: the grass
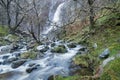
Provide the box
[57,7,120,80]
[0,26,9,37]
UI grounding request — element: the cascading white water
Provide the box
[0,42,82,80]
[0,1,83,80]
[43,2,65,35]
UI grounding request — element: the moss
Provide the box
[51,45,67,53]
[5,34,20,42]
[100,57,120,80]
[55,75,80,80]
[0,26,9,37]
[20,51,37,59]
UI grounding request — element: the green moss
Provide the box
[51,45,67,53]
[100,57,120,80]
[0,26,9,37]
[20,51,37,59]
[56,75,80,80]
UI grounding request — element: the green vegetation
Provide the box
[0,26,9,37]
[100,57,120,80]
[20,51,37,59]
[51,45,67,53]
[57,5,120,80]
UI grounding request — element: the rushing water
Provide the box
[0,41,82,80]
[0,1,83,80]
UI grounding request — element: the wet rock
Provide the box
[10,44,19,52]
[51,43,56,47]
[2,55,9,59]
[51,45,67,53]
[76,51,82,54]
[26,64,40,73]
[79,47,87,52]
[67,43,77,48]
[0,62,2,65]
[11,59,27,68]
[3,57,19,64]
[99,48,110,59]
[4,34,19,42]
[0,45,13,54]
[48,75,57,80]
[40,46,49,53]
[27,41,38,50]
[28,63,36,67]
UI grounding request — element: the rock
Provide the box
[11,59,27,68]
[40,46,49,53]
[0,62,2,65]
[51,45,67,53]
[27,41,38,50]
[28,63,36,67]
[26,64,40,73]
[4,34,19,42]
[2,55,9,59]
[67,43,77,48]
[76,51,82,54]
[10,44,19,52]
[99,48,110,59]
[3,57,19,64]
[48,75,57,80]
[0,45,13,54]
[79,47,87,52]
[51,43,56,47]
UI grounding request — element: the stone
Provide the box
[99,48,110,59]
[2,55,9,59]
[51,43,56,47]
[26,64,40,73]
[67,43,77,48]
[79,47,87,52]
[51,45,67,53]
[40,46,49,53]
[3,57,19,64]
[11,59,27,68]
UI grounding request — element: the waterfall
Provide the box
[43,2,65,35]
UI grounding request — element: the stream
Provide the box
[0,41,82,80]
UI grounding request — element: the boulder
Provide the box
[51,43,56,47]
[3,57,19,64]
[26,64,40,73]
[51,45,67,53]
[28,63,36,67]
[2,55,9,59]
[99,48,110,59]
[11,59,27,68]
[40,46,49,53]
[79,47,87,52]
[67,43,77,48]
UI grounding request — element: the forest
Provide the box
[0,0,120,80]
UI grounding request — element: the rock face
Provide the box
[99,48,110,59]
[11,59,27,68]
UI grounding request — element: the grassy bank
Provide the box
[56,9,120,80]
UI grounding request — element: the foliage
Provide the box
[51,45,67,53]
[20,51,37,59]
[0,26,8,37]
[100,57,120,80]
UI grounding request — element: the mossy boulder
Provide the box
[20,51,37,59]
[4,34,20,42]
[51,45,67,53]
[67,43,77,48]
